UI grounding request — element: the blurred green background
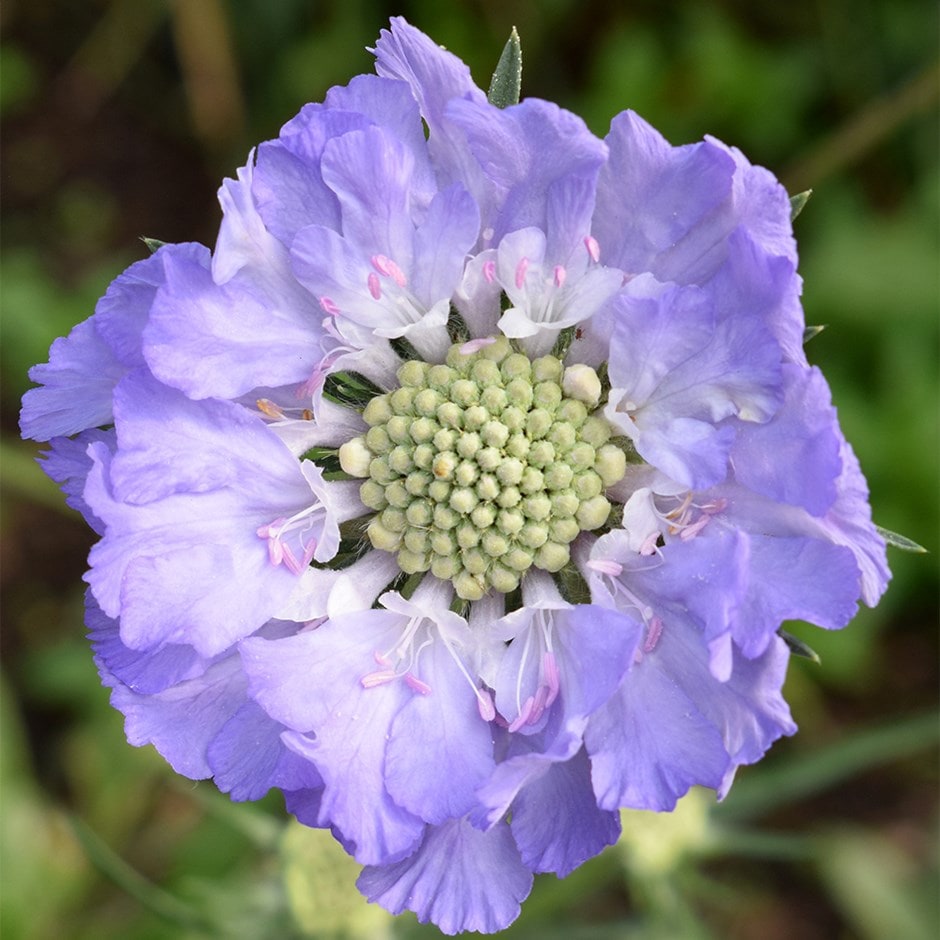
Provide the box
[1,1,937,938]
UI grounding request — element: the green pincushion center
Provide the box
[353,336,626,600]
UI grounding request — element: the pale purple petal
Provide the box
[357,817,533,936]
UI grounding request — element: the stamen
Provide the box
[584,235,600,263]
[482,259,496,284]
[553,265,567,288]
[515,257,529,289]
[372,254,408,287]
[319,296,340,315]
[368,272,382,300]
[459,336,497,355]
[256,398,286,420]
[587,558,623,577]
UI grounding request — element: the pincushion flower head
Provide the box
[21,18,893,935]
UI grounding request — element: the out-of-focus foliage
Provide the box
[2,1,936,938]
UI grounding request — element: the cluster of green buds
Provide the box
[339,336,628,601]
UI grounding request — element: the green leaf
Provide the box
[802,324,826,343]
[789,189,812,219]
[876,524,927,552]
[488,27,522,109]
[779,628,821,664]
[140,236,167,254]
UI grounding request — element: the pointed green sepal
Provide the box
[141,236,167,255]
[789,190,812,220]
[876,525,927,553]
[779,629,821,664]
[488,27,522,109]
[803,324,826,344]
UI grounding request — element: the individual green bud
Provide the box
[472,358,502,386]
[432,428,458,453]
[449,487,479,515]
[550,489,580,518]
[380,507,407,532]
[480,419,510,449]
[430,530,456,556]
[414,387,444,416]
[535,540,569,572]
[488,563,519,594]
[434,504,460,529]
[495,457,525,486]
[580,415,612,448]
[405,499,434,527]
[365,425,392,454]
[404,528,430,554]
[456,431,482,459]
[533,381,562,410]
[385,414,412,444]
[505,432,530,459]
[384,480,412,508]
[573,470,603,500]
[503,546,535,572]
[387,444,415,475]
[339,436,373,477]
[505,377,534,409]
[409,416,438,444]
[522,493,552,521]
[428,479,452,503]
[405,470,432,497]
[450,378,479,406]
[526,408,553,440]
[368,456,396,485]
[454,570,485,601]
[543,462,574,491]
[362,394,393,426]
[561,363,602,407]
[428,363,456,390]
[431,553,461,580]
[456,522,481,549]
[397,547,431,573]
[431,451,458,481]
[476,446,502,471]
[412,443,435,469]
[368,517,403,552]
[359,479,388,510]
[518,521,549,549]
[462,548,488,575]
[500,406,526,432]
[389,386,416,414]
[436,401,463,429]
[455,459,480,487]
[397,359,430,387]
[549,517,581,544]
[555,398,588,428]
[475,475,500,503]
[463,404,489,431]
[497,508,525,536]
[595,443,627,487]
[519,466,545,494]
[500,352,532,381]
[531,355,563,383]
[576,495,611,530]
[568,442,596,470]
[481,386,508,413]
[482,529,510,557]
[471,503,497,529]
[497,485,522,508]
[527,439,555,467]
[480,335,512,362]
[547,421,576,451]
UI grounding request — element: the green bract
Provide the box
[340,337,627,600]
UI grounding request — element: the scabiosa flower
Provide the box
[21,18,892,935]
